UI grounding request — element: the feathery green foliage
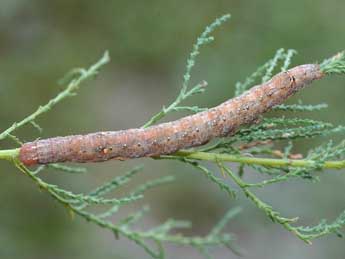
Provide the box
[273,102,328,112]
[320,51,345,75]
[142,14,230,128]
[1,14,345,258]
[0,15,240,259]
[234,48,297,96]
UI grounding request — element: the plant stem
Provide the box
[0,148,20,161]
[173,150,345,169]
[3,147,345,171]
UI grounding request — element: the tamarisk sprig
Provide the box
[1,13,345,258]
[142,14,231,128]
[320,51,345,75]
[0,15,243,259]
[273,102,328,112]
[14,160,239,259]
[161,49,345,244]
[234,48,297,96]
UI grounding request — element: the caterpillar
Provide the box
[19,64,324,166]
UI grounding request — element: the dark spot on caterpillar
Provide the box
[137,143,141,147]
[291,76,296,84]
[243,104,250,111]
[95,146,104,153]
[267,89,275,97]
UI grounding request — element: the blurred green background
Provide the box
[1,1,345,258]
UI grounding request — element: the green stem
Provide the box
[0,148,20,161]
[3,147,345,171]
[172,150,345,169]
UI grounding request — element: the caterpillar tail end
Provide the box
[19,143,39,166]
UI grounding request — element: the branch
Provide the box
[0,148,20,162]
[171,150,345,170]
[1,12,345,257]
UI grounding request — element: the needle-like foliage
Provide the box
[1,13,345,259]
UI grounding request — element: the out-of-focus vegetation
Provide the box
[1,1,345,259]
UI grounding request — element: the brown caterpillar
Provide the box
[19,64,324,166]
